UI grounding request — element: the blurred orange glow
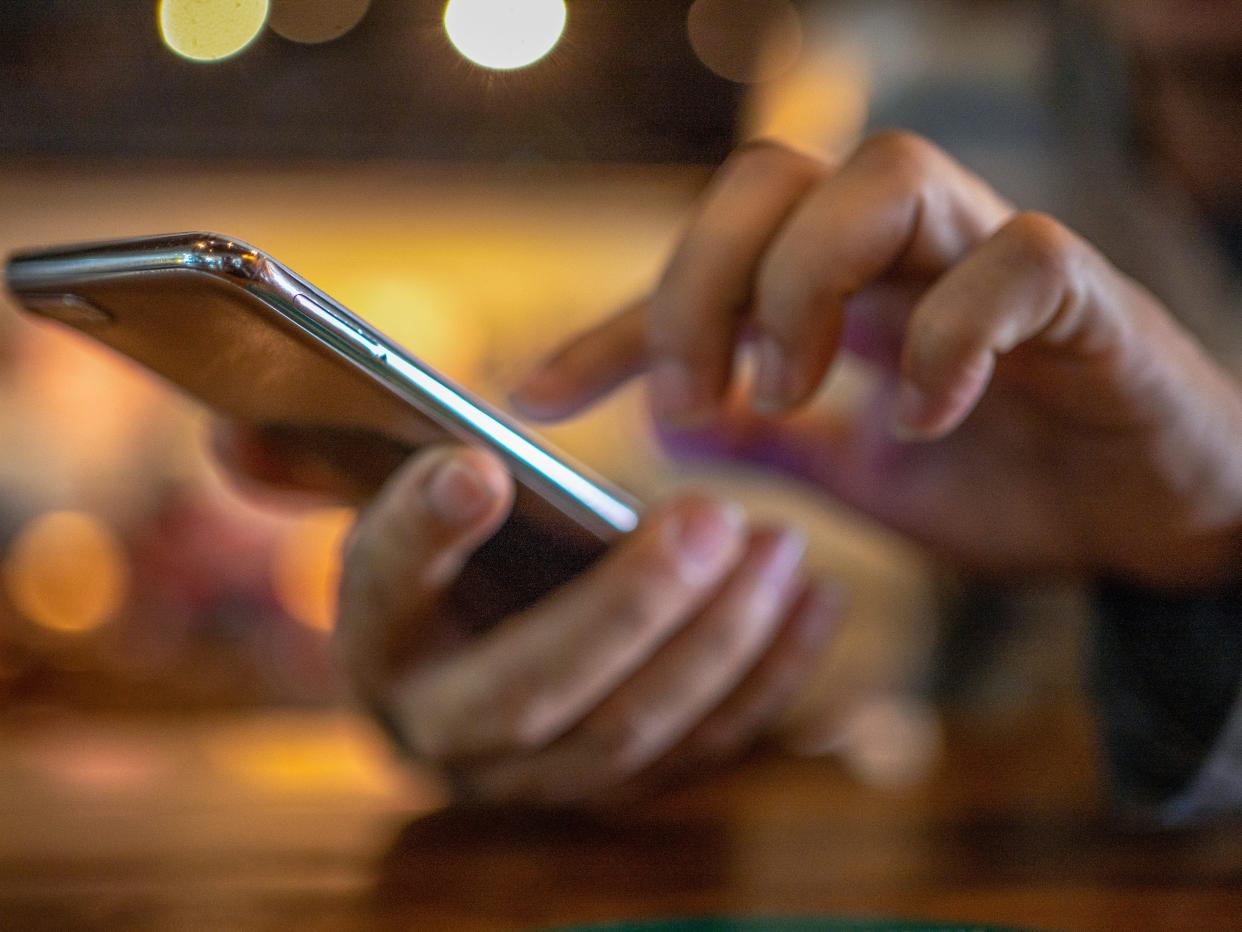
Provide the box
[158,0,270,62]
[203,715,418,798]
[443,0,567,71]
[687,0,803,84]
[268,0,372,45]
[3,511,129,633]
[272,508,353,632]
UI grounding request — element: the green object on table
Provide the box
[545,919,1027,932]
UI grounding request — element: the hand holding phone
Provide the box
[292,439,837,805]
[6,233,839,804]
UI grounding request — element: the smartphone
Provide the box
[4,232,641,564]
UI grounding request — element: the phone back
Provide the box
[5,233,638,565]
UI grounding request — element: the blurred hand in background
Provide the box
[515,133,1242,591]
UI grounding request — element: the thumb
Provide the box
[335,445,514,694]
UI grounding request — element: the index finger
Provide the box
[513,142,826,425]
[644,141,827,426]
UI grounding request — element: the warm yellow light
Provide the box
[743,46,871,160]
[268,0,372,45]
[3,511,128,634]
[443,0,567,71]
[204,716,409,797]
[272,508,353,632]
[159,0,270,63]
[337,276,484,382]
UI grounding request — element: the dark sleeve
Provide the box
[1092,579,1242,815]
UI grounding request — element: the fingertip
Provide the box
[509,365,580,423]
[889,364,988,442]
[889,380,942,441]
[451,446,515,505]
[750,334,797,416]
[643,493,747,586]
[747,327,838,419]
[512,305,650,422]
[395,445,513,533]
[735,524,809,608]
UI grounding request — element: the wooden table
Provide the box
[0,701,1239,931]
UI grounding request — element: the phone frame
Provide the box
[5,232,641,541]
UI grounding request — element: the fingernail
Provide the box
[752,335,792,415]
[758,529,808,595]
[650,359,702,425]
[670,500,745,583]
[891,380,933,442]
[425,457,496,526]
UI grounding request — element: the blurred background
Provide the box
[0,0,1108,808]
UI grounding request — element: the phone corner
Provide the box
[180,232,266,282]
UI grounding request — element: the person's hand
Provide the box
[214,427,840,805]
[513,133,1242,589]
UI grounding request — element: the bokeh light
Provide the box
[158,0,270,63]
[443,0,567,71]
[268,0,372,45]
[3,511,129,634]
[687,0,803,84]
[271,508,353,632]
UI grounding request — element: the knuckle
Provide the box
[723,137,827,183]
[858,130,942,188]
[1001,211,1081,282]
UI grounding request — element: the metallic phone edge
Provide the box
[5,232,641,541]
